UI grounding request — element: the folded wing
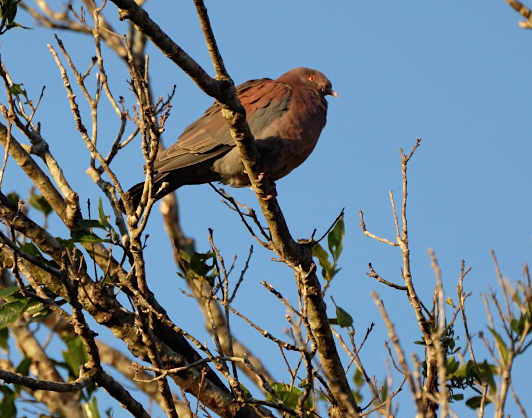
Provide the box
[154,78,292,174]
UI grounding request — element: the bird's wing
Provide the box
[154,78,292,173]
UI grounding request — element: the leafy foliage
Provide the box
[0,286,47,328]
[179,250,218,285]
[29,194,53,216]
[329,297,354,329]
[266,382,313,416]
[0,0,30,32]
[82,396,101,418]
[417,325,498,408]
[0,385,16,418]
[69,199,120,244]
[312,214,344,284]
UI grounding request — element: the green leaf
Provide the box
[0,300,29,328]
[465,396,482,409]
[0,287,20,298]
[0,327,8,350]
[97,199,118,242]
[8,83,25,97]
[6,192,19,205]
[84,382,98,400]
[204,271,219,286]
[488,328,508,366]
[98,198,111,229]
[56,238,82,253]
[15,357,31,376]
[335,305,353,329]
[0,290,24,303]
[6,6,16,24]
[1,0,17,24]
[478,361,497,395]
[61,335,88,378]
[239,383,251,398]
[514,287,522,305]
[446,356,459,376]
[6,21,31,30]
[328,318,339,325]
[0,384,16,418]
[451,393,464,401]
[69,230,111,244]
[266,382,313,411]
[76,219,107,230]
[312,242,332,280]
[51,359,73,374]
[82,396,100,418]
[448,338,456,351]
[466,396,491,409]
[453,363,467,379]
[18,241,43,258]
[70,202,117,244]
[30,194,53,216]
[327,214,344,263]
[353,368,364,387]
[353,390,363,404]
[179,250,191,263]
[510,315,529,335]
[381,381,388,403]
[510,318,521,334]
[24,299,45,316]
[14,357,32,395]
[465,359,474,375]
[0,385,14,395]
[189,252,215,277]
[98,199,118,241]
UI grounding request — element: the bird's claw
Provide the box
[261,194,276,201]
[249,175,277,200]
[261,180,277,200]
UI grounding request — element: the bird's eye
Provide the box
[308,75,316,82]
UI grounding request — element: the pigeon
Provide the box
[125,67,337,209]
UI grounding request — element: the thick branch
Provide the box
[0,368,92,392]
[0,122,77,227]
[109,1,358,415]
[110,0,221,97]
[0,193,247,418]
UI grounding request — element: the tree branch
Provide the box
[108,0,359,414]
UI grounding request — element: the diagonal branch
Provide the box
[503,0,532,28]
[109,0,359,415]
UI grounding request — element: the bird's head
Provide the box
[281,67,338,98]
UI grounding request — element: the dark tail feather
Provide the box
[119,174,173,213]
[118,181,144,213]
[119,160,224,213]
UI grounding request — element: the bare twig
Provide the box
[366,263,406,291]
[503,0,532,28]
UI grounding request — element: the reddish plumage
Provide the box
[126,67,336,208]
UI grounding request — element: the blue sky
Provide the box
[2,0,532,416]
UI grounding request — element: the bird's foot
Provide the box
[249,177,277,200]
[261,180,277,200]
[247,172,277,200]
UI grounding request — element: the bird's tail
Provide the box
[118,181,143,213]
[125,181,146,212]
[119,174,171,213]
